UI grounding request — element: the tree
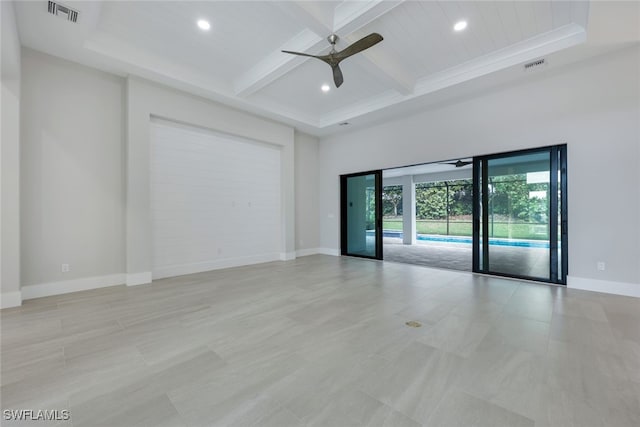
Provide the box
[414,179,473,222]
[490,175,548,223]
[382,186,402,217]
[448,181,473,217]
[415,183,447,219]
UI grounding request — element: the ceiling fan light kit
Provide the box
[282,33,384,88]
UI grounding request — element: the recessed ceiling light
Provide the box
[197,19,211,31]
[321,84,331,93]
[454,20,467,32]
[339,122,350,126]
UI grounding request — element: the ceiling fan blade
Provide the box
[332,65,344,87]
[282,50,321,59]
[283,33,383,89]
[334,33,383,61]
[282,50,334,66]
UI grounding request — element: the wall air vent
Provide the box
[524,58,546,71]
[47,1,79,23]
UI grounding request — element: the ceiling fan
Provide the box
[440,160,473,168]
[282,33,383,88]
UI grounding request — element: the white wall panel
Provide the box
[151,120,282,279]
[126,77,295,281]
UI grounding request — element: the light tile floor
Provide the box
[1,255,639,426]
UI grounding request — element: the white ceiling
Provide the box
[12,1,640,136]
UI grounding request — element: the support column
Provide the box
[402,176,416,245]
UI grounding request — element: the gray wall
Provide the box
[20,49,125,288]
[7,39,640,301]
[14,50,316,296]
[294,131,320,252]
[318,46,640,289]
[1,0,22,307]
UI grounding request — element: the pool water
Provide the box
[367,230,550,249]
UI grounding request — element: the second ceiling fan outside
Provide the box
[282,33,384,88]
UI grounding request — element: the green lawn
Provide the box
[383,219,549,240]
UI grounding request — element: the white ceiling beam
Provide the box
[318,23,588,128]
[234,0,412,97]
[343,34,415,95]
[275,1,333,37]
[233,29,325,97]
[336,0,416,95]
[333,0,402,35]
[233,2,333,97]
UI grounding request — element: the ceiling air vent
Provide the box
[524,58,546,71]
[47,1,79,23]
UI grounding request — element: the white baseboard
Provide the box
[21,274,125,300]
[317,247,340,256]
[1,291,23,309]
[567,275,640,298]
[280,252,297,261]
[126,272,152,286]
[152,253,281,280]
[295,248,320,257]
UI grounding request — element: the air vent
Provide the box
[47,1,79,23]
[524,58,546,71]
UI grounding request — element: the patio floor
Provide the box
[383,237,550,279]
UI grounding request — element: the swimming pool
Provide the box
[367,230,550,249]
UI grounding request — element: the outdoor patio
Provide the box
[383,237,550,279]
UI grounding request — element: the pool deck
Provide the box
[383,237,550,279]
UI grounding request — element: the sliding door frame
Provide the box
[473,144,568,285]
[559,145,568,284]
[340,170,383,260]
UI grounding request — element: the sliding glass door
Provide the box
[341,171,382,259]
[473,145,567,284]
[339,146,567,284]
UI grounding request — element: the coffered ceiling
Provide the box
[12,1,640,135]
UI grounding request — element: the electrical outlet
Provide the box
[597,261,606,271]
[61,264,70,273]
